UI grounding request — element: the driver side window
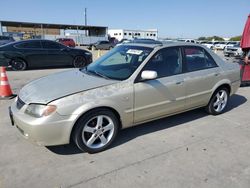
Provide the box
[143,47,182,78]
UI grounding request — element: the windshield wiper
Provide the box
[85,68,110,80]
[93,70,111,80]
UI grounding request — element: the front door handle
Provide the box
[176,81,184,85]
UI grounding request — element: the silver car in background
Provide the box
[10,43,241,153]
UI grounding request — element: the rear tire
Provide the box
[11,58,27,71]
[72,109,119,153]
[205,88,229,115]
[73,56,87,68]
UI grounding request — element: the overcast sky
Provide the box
[0,0,249,38]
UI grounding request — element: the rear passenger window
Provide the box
[143,47,182,78]
[15,41,42,49]
[183,47,217,72]
[42,41,63,49]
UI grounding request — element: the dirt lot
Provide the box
[0,51,250,188]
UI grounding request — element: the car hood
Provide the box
[19,69,118,104]
[227,47,240,50]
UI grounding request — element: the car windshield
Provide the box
[83,45,153,80]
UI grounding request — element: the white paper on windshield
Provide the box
[127,49,143,55]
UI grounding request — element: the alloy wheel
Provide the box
[11,59,27,71]
[81,115,115,149]
[73,56,86,68]
[213,90,228,113]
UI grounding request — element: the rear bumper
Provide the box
[231,80,241,95]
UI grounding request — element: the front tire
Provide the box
[73,56,87,68]
[72,109,119,153]
[206,88,229,115]
[11,58,27,71]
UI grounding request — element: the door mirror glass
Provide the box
[141,70,157,80]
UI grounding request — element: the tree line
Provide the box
[198,36,241,41]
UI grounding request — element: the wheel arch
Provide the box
[207,82,232,106]
[70,106,122,142]
[213,83,231,96]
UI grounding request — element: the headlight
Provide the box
[85,52,92,56]
[25,104,57,118]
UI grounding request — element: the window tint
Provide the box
[15,41,42,49]
[183,47,217,72]
[143,47,182,78]
[42,41,63,49]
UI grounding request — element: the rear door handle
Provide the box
[214,73,220,77]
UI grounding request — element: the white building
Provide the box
[108,29,158,41]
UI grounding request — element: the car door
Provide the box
[182,46,221,109]
[41,40,73,66]
[14,41,47,67]
[104,41,111,49]
[134,47,187,123]
[98,41,105,50]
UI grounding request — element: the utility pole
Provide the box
[84,8,87,36]
[84,8,87,26]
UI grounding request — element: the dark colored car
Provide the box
[129,38,162,45]
[56,38,76,47]
[88,41,115,50]
[0,36,15,46]
[0,39,92,70]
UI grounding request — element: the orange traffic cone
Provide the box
[0,67,16,100]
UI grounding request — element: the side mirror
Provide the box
[141,70,157,81]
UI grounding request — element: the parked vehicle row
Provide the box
[0,39,92,70]
[224,43,243,57]
[9,43,241,153]
[87,41,115,50]
[199,41,240,50]
[55,38,76,47]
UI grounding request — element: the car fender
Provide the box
[4,51,27,62]
[209,78,232,100]
[51,86,134,129]
[65,99,132,136]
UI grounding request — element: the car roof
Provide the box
[9,39,58,44]
[123,42,208,49]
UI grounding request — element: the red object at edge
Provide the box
[240,64,250,82]
[241,14,250,50]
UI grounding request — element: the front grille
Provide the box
[16,97,25,110]
[228,48,237,52]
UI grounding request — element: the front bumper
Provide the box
[0,57,10,67]
[10,101,77,146]
[224,51,238,56]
